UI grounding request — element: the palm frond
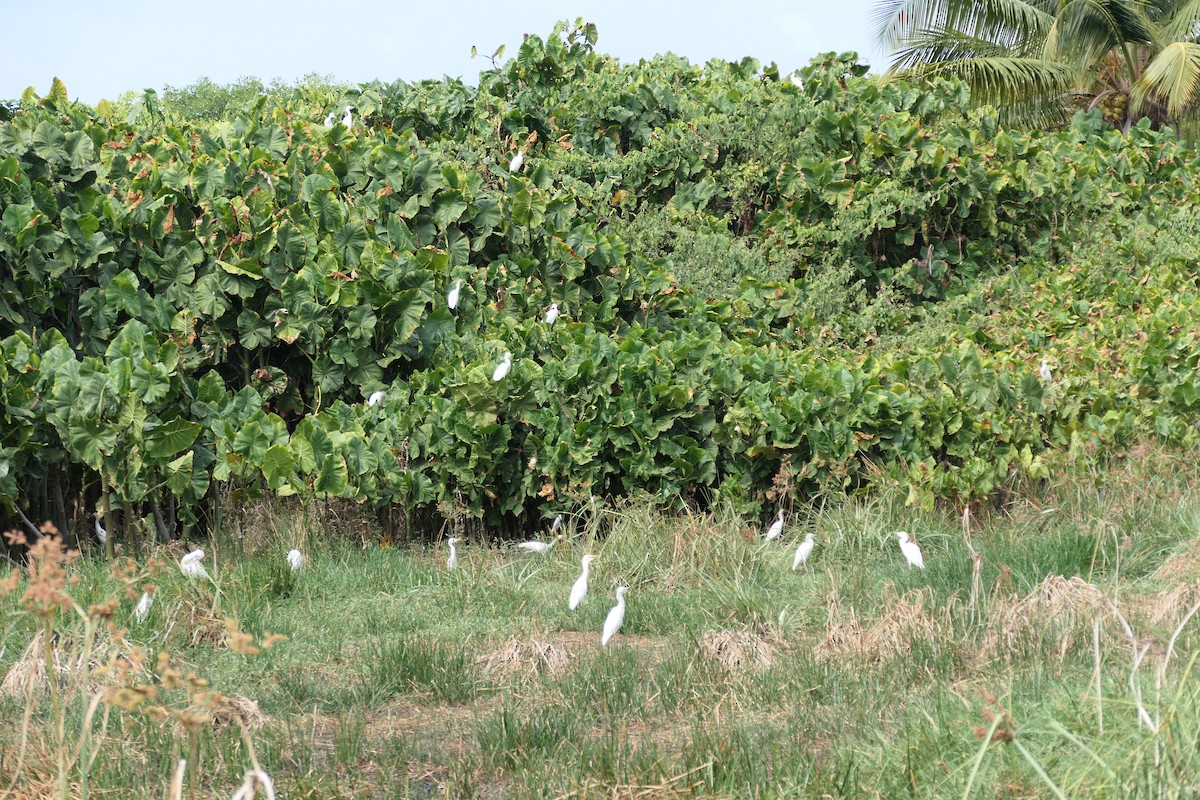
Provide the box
[1135,40,1200,117]
[874,0,1057,54]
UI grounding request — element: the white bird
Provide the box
[1039,358,1053,383]
[323,111,335,128]
[135,591,153,623]
[446,537,458,571]
[764,510,784,541]
[287,549,303,572]
[367,390,385,407]
[792,533,815,570]
[94,515,107,545]
[447,279,462,310]
[342,106,353,127]
[896,531,925,569]
[509,151,524,172]
[180,549,210,580]
[517,534,562,554]
[569,555,596,610]
[492,351,512,382]
[544,302,559,325]
[601,586,629,646]
[790,73,805,90]
[550,513,563,535]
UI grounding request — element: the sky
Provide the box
[1,1,889,104]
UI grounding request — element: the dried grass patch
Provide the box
[1155,539,1200,583]
[476,637,570,681]
[816,588,948,662]
[700,627,776,672]
[1134,582,1200,628]
[0,630,136,700]
[982,575,1111,660]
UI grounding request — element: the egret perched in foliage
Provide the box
[447,279,462,310]
[367,390,385,407]
[509,151,524,172]
[896,532,925,569]
[287,549,303,572]
[517,533,562,554]
[764,510,784,541]
[94,515,107,545]
[492,351,513,382]
[446,537,459,571]
[550,513,563,535]
[790,73,804,90]
[544,303,559,325]
[601,586,629,646]
[569,555,596,610]
[792,533,815,569]
[135,590,153,623]
[1039,358,1053,383]
[180,549,210,580]
[342,106,353,127]
[323,111,335,128]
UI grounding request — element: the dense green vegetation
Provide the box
[2,20,1200,549]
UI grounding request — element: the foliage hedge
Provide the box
[1,21,1199,542]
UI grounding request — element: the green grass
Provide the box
[5,452,1200,797]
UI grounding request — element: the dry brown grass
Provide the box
[477,637,570,681]
[817,587,950,662]
[700,627,776,672]
[0,629,138,700]
[982,575,1110,661]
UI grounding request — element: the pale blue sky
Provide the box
[2,1,888,103]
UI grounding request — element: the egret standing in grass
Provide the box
[509,151,524,172]
[180,549,211,580]
[569,555,596,610]
[792,533,815,570]
[896,531,925,569]
[135,590,153,623]
[492,351,512,382]
[447,279,462,310]
[94,515,107,545]
[517,534,562,554]
[765,510,784,541]
[1039,358,1053,383]
[550,513,563,535]
[446,537,459,571]
[544,303,559,325]
[367,390,385,407]
[287,549,303,573]
[601,586,629,646]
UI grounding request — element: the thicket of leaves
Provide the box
[2,20,1199,544]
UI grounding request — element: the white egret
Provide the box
[790,73,805,90]
[1039,358,1053,383]
[135,591,153,624]
[896,531,925,569]
[544,302,559,325]
[367,390,385,407]
[765,510,784,541]
[287,549,303,572]
[94,515,107,545]
[180,549,211,580]
[517,534,562,554]
[569,554,596,610]
[342,106,353,127]
[446,537,459,571]
[550,513,563,535]
[323,111,335,128]
[792,533,815,570]
[601,586,629,646]
[492,351,512,382]
[509,151,524,172]
[447,279,462,310]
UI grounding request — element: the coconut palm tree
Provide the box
[873,0,1200,133]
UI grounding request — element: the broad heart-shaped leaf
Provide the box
[67,418,117,470]
[261,444,295,489]
[389,290,427,345]
[456,381,498,427]
[333,222,368,267]
[217,259,264,280]
[309,191,344,232]
[315,453,349,496]
[145,418,202,460]
[163,451,194,497]
[431,190,469,229]
[511,188,545,228]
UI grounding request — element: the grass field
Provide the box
[4,451,1200,799]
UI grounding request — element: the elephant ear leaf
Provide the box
[145,418,202,460]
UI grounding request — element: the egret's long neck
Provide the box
[581,561,590,577]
